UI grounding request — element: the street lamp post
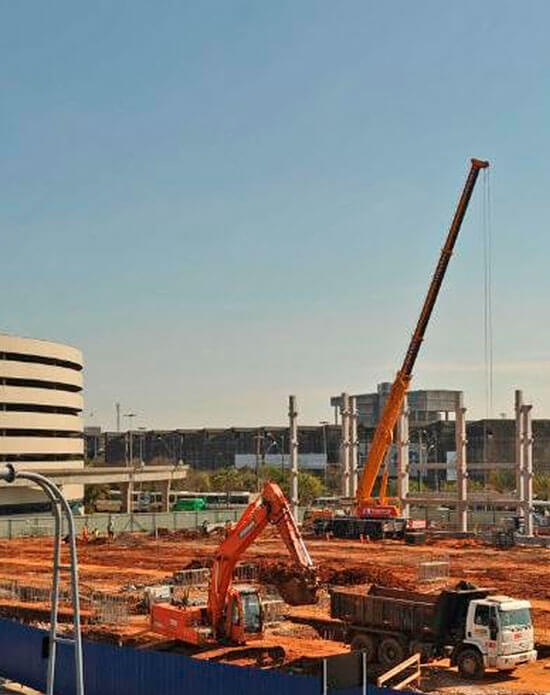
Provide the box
[124,412,137,467]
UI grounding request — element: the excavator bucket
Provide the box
[270,568,318,606]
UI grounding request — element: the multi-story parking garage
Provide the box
[0,334,84,513]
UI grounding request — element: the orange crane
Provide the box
[150,481,317,646]
[355,157,489,521]
[314,158,489,539]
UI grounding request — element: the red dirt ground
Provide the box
[0,533,548,692]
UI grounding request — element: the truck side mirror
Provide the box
[489,617,498,641]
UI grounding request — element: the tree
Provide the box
[534,474,550,500]
[179,469,212,492]
[488,470,515,493]
[84,484,109,513]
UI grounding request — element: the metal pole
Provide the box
[455,392,468,533]
[350,397,359,498]
[522,403,534,536]
[340,393,350,498]
[397,397,410,519]
[515,390,525,519]
[0,466,84,695]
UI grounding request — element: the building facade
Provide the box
[0,334,84,513]
[99,425,343,473]
[331,383,460,428]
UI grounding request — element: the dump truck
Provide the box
[331,582,536,679]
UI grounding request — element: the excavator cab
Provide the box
[225,586,263,644]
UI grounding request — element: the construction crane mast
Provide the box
[356,158,489,519]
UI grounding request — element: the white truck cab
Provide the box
[457,595,537,678]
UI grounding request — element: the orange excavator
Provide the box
[315,158,489,539]
[150,481,317,646]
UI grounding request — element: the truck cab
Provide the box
[455,595,537,678]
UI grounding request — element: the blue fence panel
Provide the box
[0,619,320,695]
[0,619,415,695]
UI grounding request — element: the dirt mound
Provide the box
[319,564,413,589]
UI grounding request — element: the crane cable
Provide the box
[482,167,494,461]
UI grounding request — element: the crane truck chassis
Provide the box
[331,582,536,679]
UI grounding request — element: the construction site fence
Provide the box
[0,507,257,539]
[0,618,411,695]
[0,505,517,539]
[408,506,519,529]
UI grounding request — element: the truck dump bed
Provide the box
[330,585,438,638]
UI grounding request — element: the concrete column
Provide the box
[160,479,171,513]
[455,392,468,533]
[522,404,534,536]
[119,482,133,513]
[396,396,410,519]
[289,395,299,521]
[340,392,350,498]
[515,390,525,519]
[349,396,359,498]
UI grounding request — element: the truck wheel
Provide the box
[378,637,405,668]
[457,648,484,679]
[350,633,377,663]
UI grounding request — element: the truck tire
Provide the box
[350,633,377,663]
[457,648,485,679]
[378,636,405,668]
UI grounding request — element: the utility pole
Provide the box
[319,421,329,487]
[116,402,121,432]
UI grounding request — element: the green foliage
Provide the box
[83,484,109,514]
[181,465,324,505]
[178,469,212,492]
[488,470,515,493]
[534,473,550,500]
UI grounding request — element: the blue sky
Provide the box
[1,1,549,429]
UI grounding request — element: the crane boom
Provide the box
[356,158,489,512]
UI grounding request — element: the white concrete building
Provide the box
[0,334,83,513]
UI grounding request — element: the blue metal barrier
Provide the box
[0,618,414,695]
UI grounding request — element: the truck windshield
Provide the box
[241,593,261,633]
[499,608,531,628]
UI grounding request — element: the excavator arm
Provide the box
[356,158,489,515]
[207,481,316,635]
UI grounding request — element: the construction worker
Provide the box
[107,519,115,541]
[82,524,89,544]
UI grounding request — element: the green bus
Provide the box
[172,497,206,512]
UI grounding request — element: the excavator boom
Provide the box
[356,158,489,511]
[208,481,316,633]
